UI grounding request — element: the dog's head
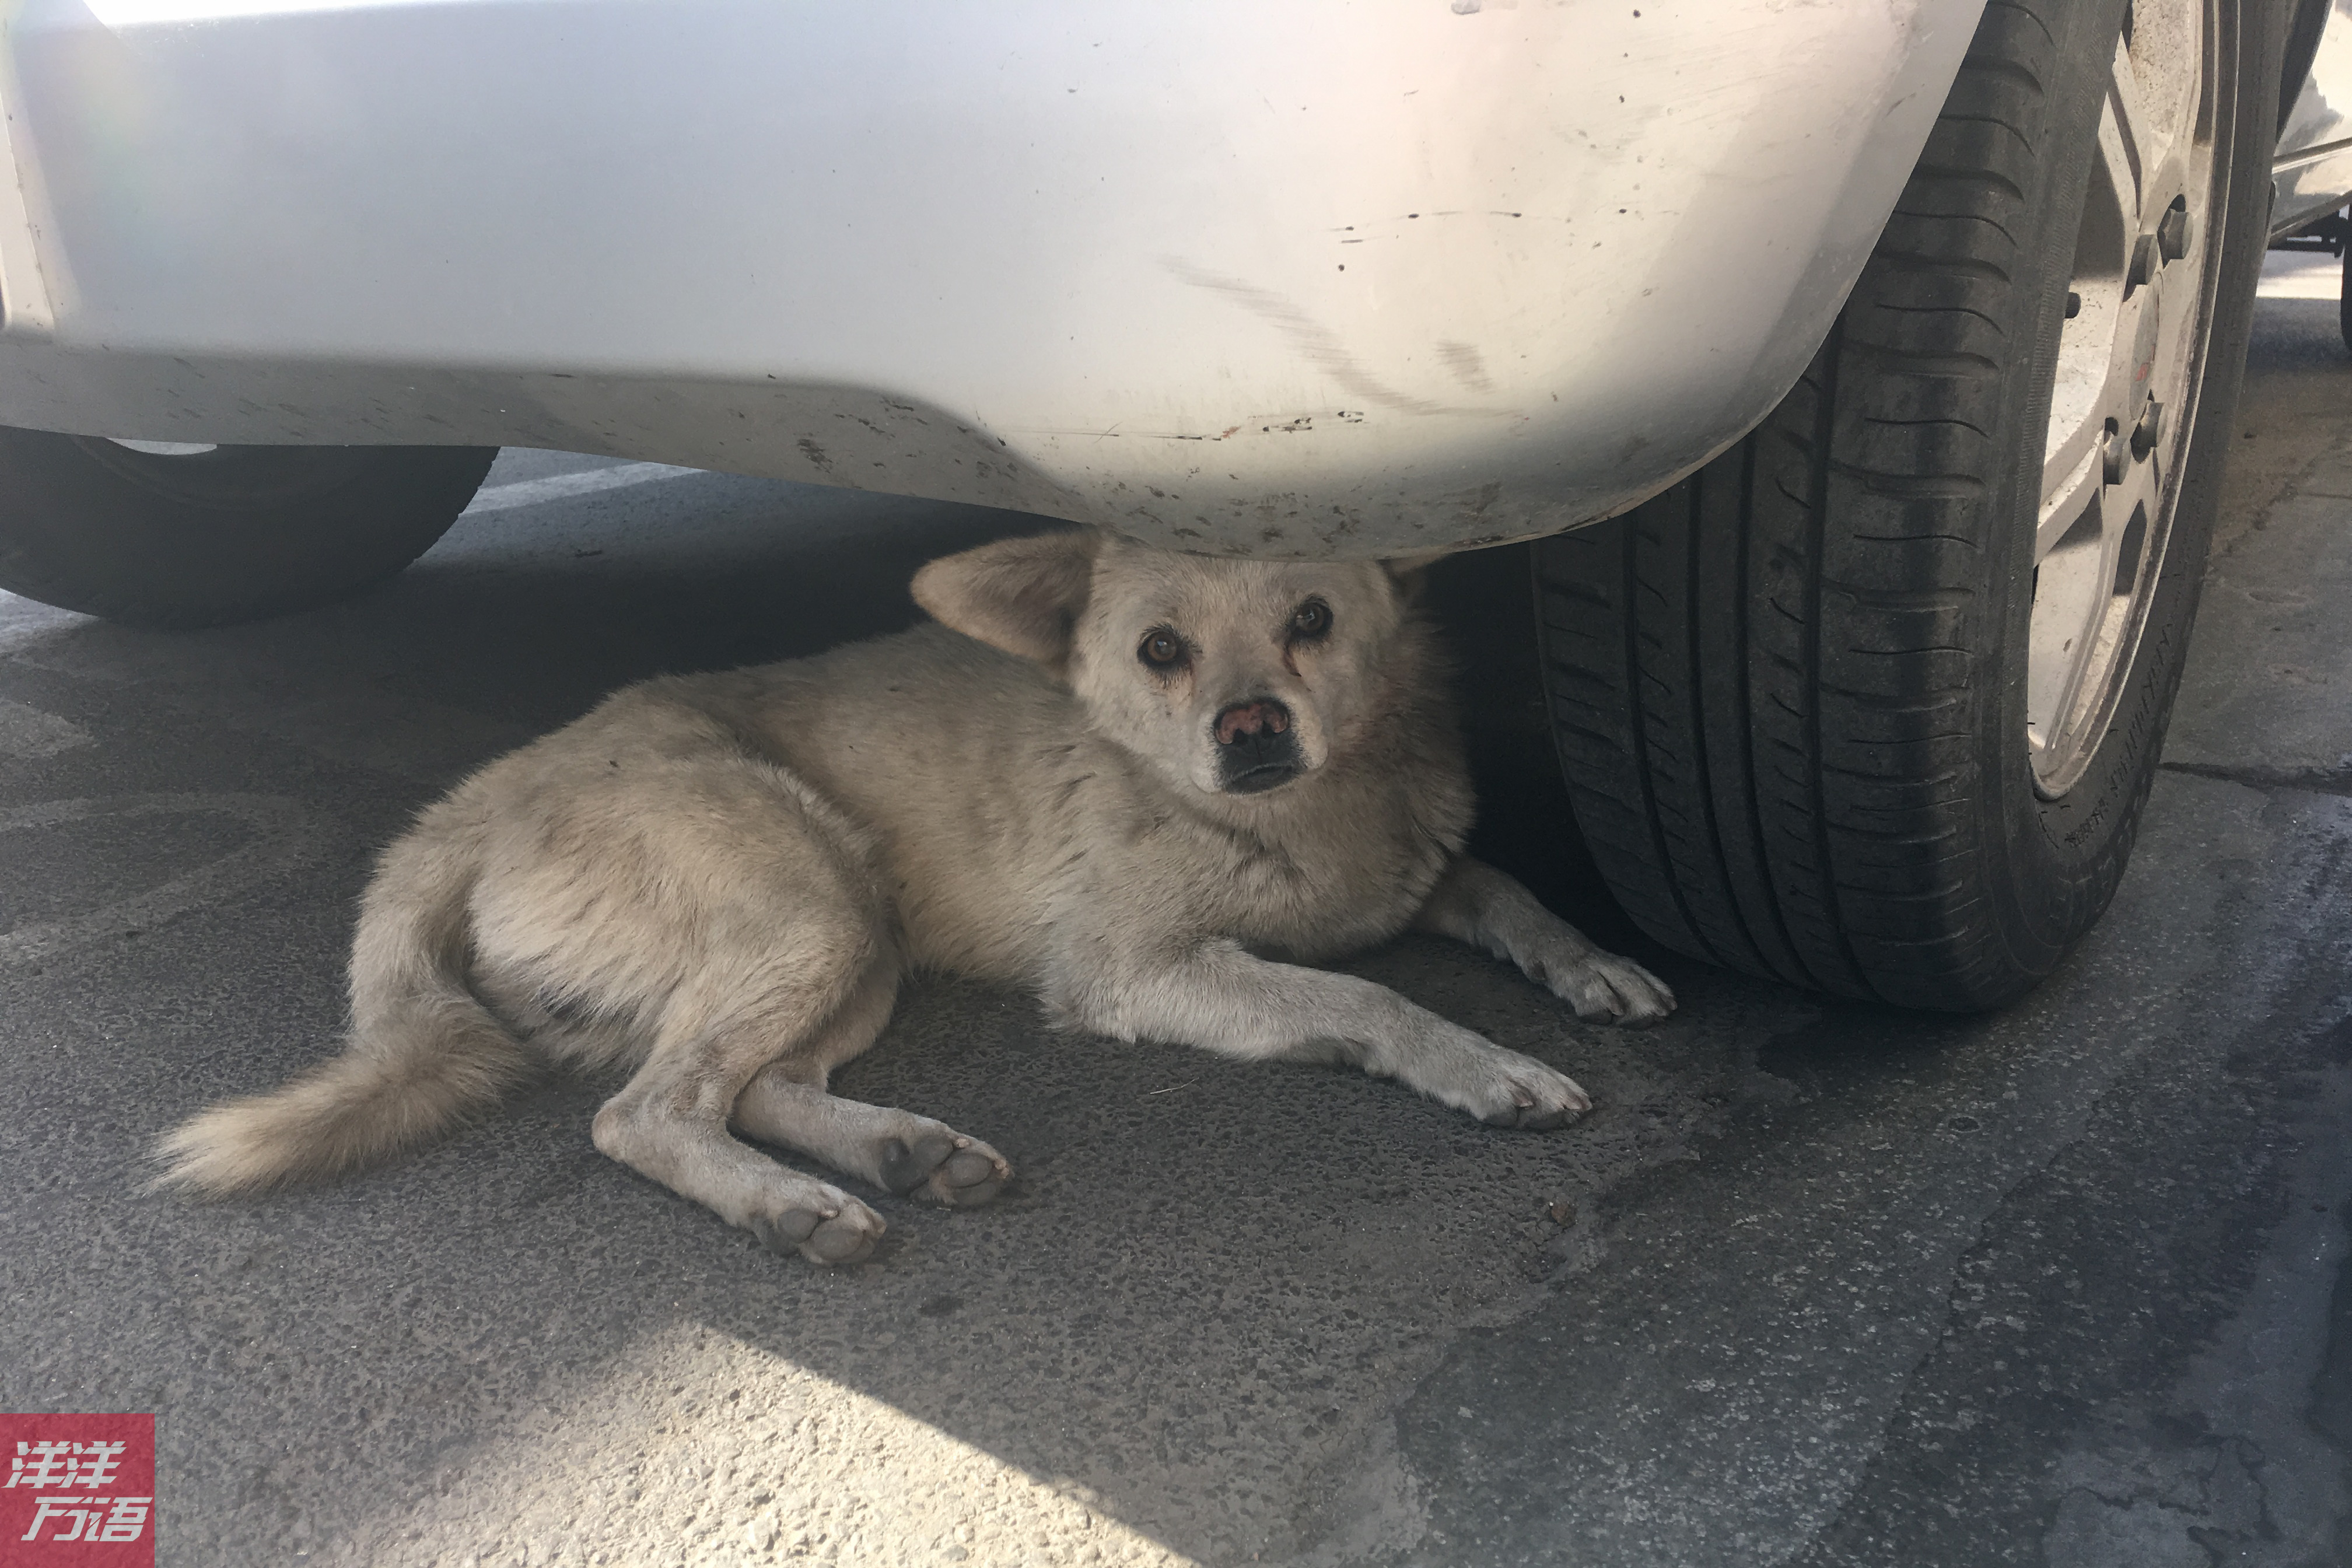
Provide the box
[913,530,1429,798]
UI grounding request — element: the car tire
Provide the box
[1531,0,2282,1010]
[2339,234,2351,351]
[0,431,498,628]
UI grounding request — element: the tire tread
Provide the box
[1537,0,2068,1005]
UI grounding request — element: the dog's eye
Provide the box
[1289,599,1332,640]
[1138,628,1186,669]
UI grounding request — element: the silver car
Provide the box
[0,0,2339,1010]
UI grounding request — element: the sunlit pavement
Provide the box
[2,248,2350,1566]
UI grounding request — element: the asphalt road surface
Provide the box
[4,251,2351,1568]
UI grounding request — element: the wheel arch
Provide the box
[2281,0,2332,135]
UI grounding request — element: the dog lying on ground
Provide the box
[155,529,1675,1263]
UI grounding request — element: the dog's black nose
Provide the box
[1214,698,1301,793]
[1215,699,1292,747]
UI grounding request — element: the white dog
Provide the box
[157,530,1674,1262]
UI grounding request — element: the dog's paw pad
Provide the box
[748,1195,884,1266]
[748,1210,817,1251]
[877,1130,961,1195]
[874,1127,1010,1207]
[802,1213,883,1265]
[925,1144,1009,1208]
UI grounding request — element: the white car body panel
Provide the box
[2275,0,2352,237]
[0,0,1987,558]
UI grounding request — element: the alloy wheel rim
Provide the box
[2028,0,2227,798]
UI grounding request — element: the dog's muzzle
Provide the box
[1214,698,1303,793]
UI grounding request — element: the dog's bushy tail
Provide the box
[152,815,534,1196]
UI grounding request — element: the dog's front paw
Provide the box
[746,1183,887,1266]
[1539,948,1676,1027]
[1472,1049,1592,1130]
[1409,1037,1591,1130]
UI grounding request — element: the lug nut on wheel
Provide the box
[2130,400,2163,461]
[2155,197,2190,263]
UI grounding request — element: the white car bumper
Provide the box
[0,0,1983,557]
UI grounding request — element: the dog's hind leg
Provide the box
[589,926,895,1266]
[730,963,1011,1208]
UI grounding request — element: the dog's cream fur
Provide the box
[155,530,1673,1263]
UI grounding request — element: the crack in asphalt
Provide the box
[2160,760,2352,797]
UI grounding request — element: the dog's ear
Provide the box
[912,530,1102,667]
[1381,548,1448,601]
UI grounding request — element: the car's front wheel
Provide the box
[0,430,496,628]
[1533,0,2282,1009]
